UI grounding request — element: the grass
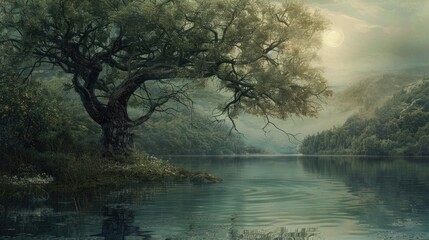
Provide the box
[0,150,221,202]
[232,227,323,240]
[166,227,323,240]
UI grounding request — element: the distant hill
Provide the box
[134,111,265,155]
[333,73,421,115]
[300,77,429,155]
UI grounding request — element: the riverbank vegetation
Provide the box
[300,78,429,155]
[0,150,220,188]
[0,149,223,205]
[0,80,226,199]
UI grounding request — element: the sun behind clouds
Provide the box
[323,28,345,48]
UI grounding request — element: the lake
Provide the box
[1,155,429,239]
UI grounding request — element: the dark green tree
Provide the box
[0,0,330,155]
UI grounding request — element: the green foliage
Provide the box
[300,80,429,156]
[335,73,420,114]
[0,76,102,153]
[42,77,102,149]
[0,80,62,150]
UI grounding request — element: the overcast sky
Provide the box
[307,0,429,87]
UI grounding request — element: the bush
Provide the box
[0,81,62,150]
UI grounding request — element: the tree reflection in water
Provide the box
[101,204,152,240]
[299,156,429,230]
[4,156,429,239]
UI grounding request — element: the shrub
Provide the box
[0,81,61,151]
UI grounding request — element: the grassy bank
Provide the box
[0,150,221,202]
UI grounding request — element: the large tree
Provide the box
[0,0,331,155]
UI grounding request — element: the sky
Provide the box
[308,0,429,87]
[232,0,429,152]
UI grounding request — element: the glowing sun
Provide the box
[323,28,345,48]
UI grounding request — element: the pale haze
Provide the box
[234,0,429,153]
[315,0,429,87]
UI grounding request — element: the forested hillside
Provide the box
[300,78,429,155]
[0,79,256,155]
[135,113,253,155]
[334,74,420,114]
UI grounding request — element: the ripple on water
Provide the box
[4,156,429,240]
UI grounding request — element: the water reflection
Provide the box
[0,184,171,239]
[1,155,429,239]
[101,204,153,240]
[299,156,429,238]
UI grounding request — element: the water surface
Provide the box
[1,155,429,239]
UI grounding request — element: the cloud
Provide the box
[307,0,429,83]
[335,14,384,33]
[347,0,386,18]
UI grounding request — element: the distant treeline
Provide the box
[300,80,429,156]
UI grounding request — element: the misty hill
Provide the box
[333,73,420,114]
[300,78,429,155]
[134,111,264,155]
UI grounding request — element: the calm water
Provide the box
[1,155,429,239]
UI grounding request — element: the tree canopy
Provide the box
[0,0,331,154]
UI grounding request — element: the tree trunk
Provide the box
[101,121,134,157]
[100,100,134,157]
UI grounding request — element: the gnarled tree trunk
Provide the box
[101,121,134,157]
[72,65,178,157]
[100,102,134,157]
